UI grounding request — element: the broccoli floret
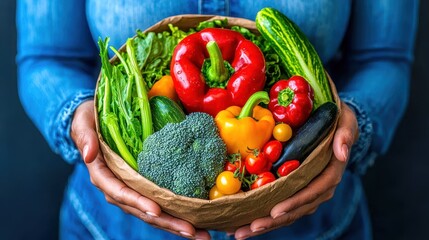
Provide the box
[137,112,227,199]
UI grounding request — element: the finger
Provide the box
[112,202,207,239]
[333,103,358,162]
[256,187,334,229]
[86,154,162,217]
[233,224,253,240]
[194,230,212,240]
[118,203,211,240]
[71,100,99,163]
[270,157,345,218]
[233,216,286,239]
[272,185,335,219]
[235,188,335,240]
[234,217,280,240]
[235,217,274,239]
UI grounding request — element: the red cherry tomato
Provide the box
[225,161,237,172]
[245,150,268,175]
[277,160,300,177]
[224,154,245,174]
[262,140,283,163]
[250,172,276,190]
[262,161,273,173]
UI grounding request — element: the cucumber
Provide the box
[272,102,338,173]
[256,7,333,108]
[150,96,186,132]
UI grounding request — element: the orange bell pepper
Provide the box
[215,91,275,158]
[148,75,179,102]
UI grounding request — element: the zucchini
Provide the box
[272,102,338,173]
[150,96,186,132]
[256,7,333,108]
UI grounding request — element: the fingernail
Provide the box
[82,145,89,161]
[145,211,159,217]
[179,231,194,238]
[273,212,286,219]
[237,237,249,240]
[342,144,349,161]
[252,227,266,233]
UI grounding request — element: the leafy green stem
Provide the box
[110,47,133,104]
[98,38,138,170]
[104,114,138,170]
[126,38,153,141]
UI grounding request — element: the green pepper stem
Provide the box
[237,91,270,119]
[278,88,294,107]
[205,41,230,83]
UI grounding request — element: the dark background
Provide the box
[0,1,427,239]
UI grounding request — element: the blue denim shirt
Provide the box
[16,0,418,239]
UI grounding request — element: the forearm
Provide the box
[335,0,419,174]
[16,0,100,163]
[339,59,411,174]
[17,58,97,163]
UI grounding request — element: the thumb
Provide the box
[333,102,359,162]
[71,100,99,163]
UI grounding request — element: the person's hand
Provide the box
[233,102,359,239]
[71,100,211,239]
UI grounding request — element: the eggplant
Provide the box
[272,102,338,173]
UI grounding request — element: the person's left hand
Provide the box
[232,102,359,239]
[71,100,211,240]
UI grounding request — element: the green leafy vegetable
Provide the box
[98,38,138,170]
[97,25,194,170]
[134,24,191,89]
[98,38,154,170]
[231,25,288,91]
[196,18,228,30]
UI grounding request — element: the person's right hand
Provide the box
[71,100,211,240]
[231,102,359,239]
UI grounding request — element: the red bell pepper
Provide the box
[268,76,314,128]
[170,28,266,117]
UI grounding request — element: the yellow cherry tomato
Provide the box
[209,185,225,200]
[215,171,242,195]
[273,123,293,142]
